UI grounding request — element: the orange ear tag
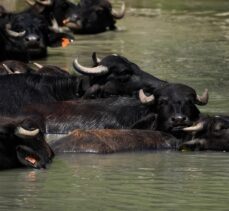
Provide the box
[62,38,71,47]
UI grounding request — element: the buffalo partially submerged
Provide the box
[0,116,54,170]
[50,129,179,154]
[26,0,125,34]
[23,84,208,136]
[73,53,167,97]
[0,53,166,115]
[180,115,229,151]
[23,97,156,134]
[50,115,229,154]
[0,11,74,60]
[139,84,209,137]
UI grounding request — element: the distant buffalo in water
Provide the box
[26,0,126,34]
[0,9,74,61]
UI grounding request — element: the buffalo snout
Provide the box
[24,34,41,47]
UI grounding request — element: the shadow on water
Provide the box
[0,0,229,210]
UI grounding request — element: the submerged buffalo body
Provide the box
[23,97,155,134]
[0,74,87,115]
[23,83,208,136]
[50,129,179,154]
[0,116,53,170]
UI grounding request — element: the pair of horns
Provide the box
[111,2,126,19]
[5,24,26,38]
[73,53,108,75]
[139,89,209,105]
[26,0,52,6]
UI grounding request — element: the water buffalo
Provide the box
[0,52,166,115]
[0,11,74,60]
[73,53,167,98]
[0,73,88,115]
[23,83,208,136]
[50,129,179,154]
[139,84,209,137]
[23,97,156,134]
[0,116,54,170]
[26,0,125,34]
[180,115,229,151]
[26,0,79,26]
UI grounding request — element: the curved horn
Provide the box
[26,0,36,6]
[5,24,26,38]
[139,89,155,104]
[92,52,101,66]
[15,126,40,137]
[73,58,109,75]
[33,62,43,69]
[183,122,204,132]
[112,2,126,19]
[2,64,13,74]
[35,0,52,6]
[196,88,209,105]
[49,17,62,33]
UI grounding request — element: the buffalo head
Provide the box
[0,12,74,60]
[73,53,167,98]
[139,84,209,135]
[0,116,54,170]
[180,115,229,151]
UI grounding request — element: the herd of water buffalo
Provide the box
[0,0,228,170]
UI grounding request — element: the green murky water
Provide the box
[0,0,229,210]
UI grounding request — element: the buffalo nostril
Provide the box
[171,115,188,123]
[171,117,176,122]
[182,116,188,121]
[25,37,30,42]
[24,35,40,43]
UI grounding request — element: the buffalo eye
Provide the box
[211,122,225,136]
[158,97,168,106]
[117,75,130,82]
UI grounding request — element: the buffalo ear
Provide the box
[16,145,42,169]
[47,32,74,48]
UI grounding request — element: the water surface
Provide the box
[0,0,229,210]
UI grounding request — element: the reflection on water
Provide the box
[1,152,229,211]
[0,0,229,210]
